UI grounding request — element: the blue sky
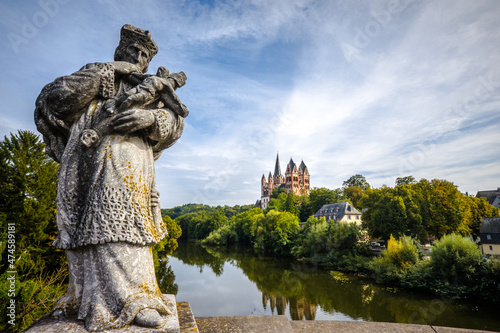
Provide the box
[1,0,499,208]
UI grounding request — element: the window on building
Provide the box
[347,215,351,220]
[490,246,493,251]
[356,215,360,220]
[486,234,492,240]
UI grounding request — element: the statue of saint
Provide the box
[34,24,188,331]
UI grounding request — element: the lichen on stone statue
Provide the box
[34,24,188,332]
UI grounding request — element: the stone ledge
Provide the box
[22,296,199,333]
[195,316,498,333]
[196,315,293,333]
[176,302,198,332]
[290,321,498,333]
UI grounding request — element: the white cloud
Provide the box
[1,0,499,206]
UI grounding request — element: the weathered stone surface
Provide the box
[34,24,188,331]
[23,296,189,333]
[291,320,435,333]
[195,316,497,333]
[176,302,198,332]
[433,326,497,333]
[195,315,293,333]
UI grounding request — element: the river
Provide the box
[158,242,500,331]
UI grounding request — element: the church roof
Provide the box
[288,158,296,171]
[314,202,361,222]
[299,160,307,173]
[274,153,282,177]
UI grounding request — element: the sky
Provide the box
[0,0,499,208]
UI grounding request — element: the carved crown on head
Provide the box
[115,24,159,60]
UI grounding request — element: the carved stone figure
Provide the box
[34,24,188,331]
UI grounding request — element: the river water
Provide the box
[160,242,500,331]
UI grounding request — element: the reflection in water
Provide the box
[155,257,178,295]
[164,242,500,332]
[262,292,317,320]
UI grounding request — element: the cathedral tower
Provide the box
[260,153,310,209]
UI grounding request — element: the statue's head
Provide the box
[114,24,158,73]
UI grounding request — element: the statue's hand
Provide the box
[109,109,155,134]
[150,190,160,208]
[110,61,141,75]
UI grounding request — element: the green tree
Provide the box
[154,215,182,255]
[416,179,470,238]
[298,194,312,221]
[0,131,66,332]
[266,192,287,212]
[253,210,300,255]
[361,185,425,242]
[271,187,286,199]
[0,130,62,276]
[343,174,370,190]
[344,186,364,209]
[309,187,339,215]
[232,207,264,243]
[465,196,500,239]
[283,191,299,216]
[175,211,208,240]
[162,203,215,220]
[292,217,366,270]
[395,175,417,186]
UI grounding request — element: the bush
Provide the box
[386,235,419,270]
[203,225,239,246]
[477,259,500,302]
[368,235,419,284]
[401,259,433,290]
[292,218,368,272]
[0,268,67,332]
[252,210,300,255]
[430,234,482,286]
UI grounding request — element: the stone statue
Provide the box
[34,24,188,331]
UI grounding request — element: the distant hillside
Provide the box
[162,203,255,220]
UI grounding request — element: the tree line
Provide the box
[166,174,500,303]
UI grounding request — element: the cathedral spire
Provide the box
[274,152,282,177]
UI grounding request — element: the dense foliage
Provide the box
[369,233,499,302]
[0,131,65,332]
[162,203,254,220]
[361,179,500,242]
[176,206,300,255]
[291,217,370,271]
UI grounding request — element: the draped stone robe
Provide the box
[35,62,184,331]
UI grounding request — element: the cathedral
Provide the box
[260,153,310,210]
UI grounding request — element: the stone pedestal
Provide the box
[23,295,188,333]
